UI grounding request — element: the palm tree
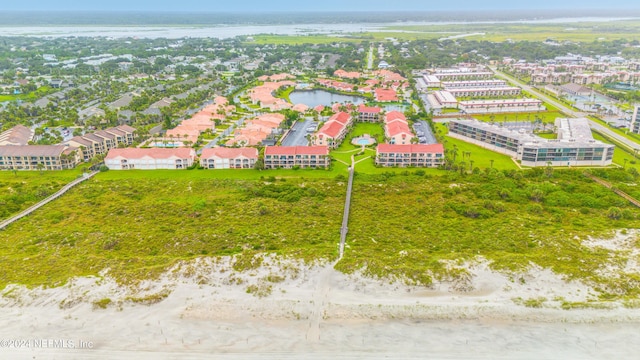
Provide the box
[36,162,45,175]
[452,144,459,163]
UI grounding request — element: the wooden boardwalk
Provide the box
[584,172,640,208]
[0,171,98,230]
[338,155,355,259]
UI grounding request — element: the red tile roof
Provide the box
[201,147,258,159]
[377,144,444,154]
[264,146,329,156]
[329,112,351,124]
[386,121,413,138]
[357,104,382,113]
[317,121,345,138]
[385,111,407,122]
[375,88,398,102]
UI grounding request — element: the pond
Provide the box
[289,90,365,107]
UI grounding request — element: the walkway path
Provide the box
[584,172,640,208]
[0,171,98,230]
[338,155,355,259]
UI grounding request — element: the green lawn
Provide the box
[537,133,557,139]
[0,86,55,102]
[588,115,640,145]
[592,132,640,171]
[435,123,519,171]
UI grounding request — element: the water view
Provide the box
[289,89,366,107]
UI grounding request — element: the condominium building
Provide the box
[430,71,493,81]
[200,147,258,169]
[312,112,352,149]
[375,144,444,167]
[430,90,458,108]
[448,119,614,167]
[264,146,330,169]
[447,86,521,98]
[630,106,640,135]
[357,105,383,122]
[441,80,508,89]
[66,125,136,161]
[0,145,80,170]
[104,148,196,170]
[459,99,545,114]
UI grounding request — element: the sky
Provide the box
[0,0,637,12]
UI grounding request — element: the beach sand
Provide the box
[2,253,640,359]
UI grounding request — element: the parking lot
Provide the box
[413,121,438,144]
[280,118,318,146]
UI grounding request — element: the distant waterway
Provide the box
[0,17,636,39]
[289,90,365,107]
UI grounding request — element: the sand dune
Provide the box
[2,255,640,359]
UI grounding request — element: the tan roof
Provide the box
[0,145,67,157]
[0,125,33,146]
[116,125,136,133]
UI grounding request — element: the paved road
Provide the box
[492,68,640,151]
[281,118,317,147]
[367,45,374,70]
[199,116,248,153]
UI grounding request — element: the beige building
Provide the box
[66,125,136,161]
[200,147,258,169]
[375,144,444,167]
[0,145,80,170]
[105,148,196,170]
[264,146,330,169]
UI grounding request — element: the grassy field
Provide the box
[234,19,640,45]
[382,20,640,42]
[0,86,55,102]
[0,175,346,288]
[435,123,520,171]
[592,132,640,171]
[247,32,446,45]
[248,35,363,45]
[3,166,640,300]
[0,167,89,220]
[338,169,640,298]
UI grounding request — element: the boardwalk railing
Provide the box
[339,157,355,259]
[584,172,640,208]
[0,171,98,230]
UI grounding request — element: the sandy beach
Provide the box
[2,253,640,359]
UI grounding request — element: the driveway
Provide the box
[281,118,317,147]
[413,121,437,144]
